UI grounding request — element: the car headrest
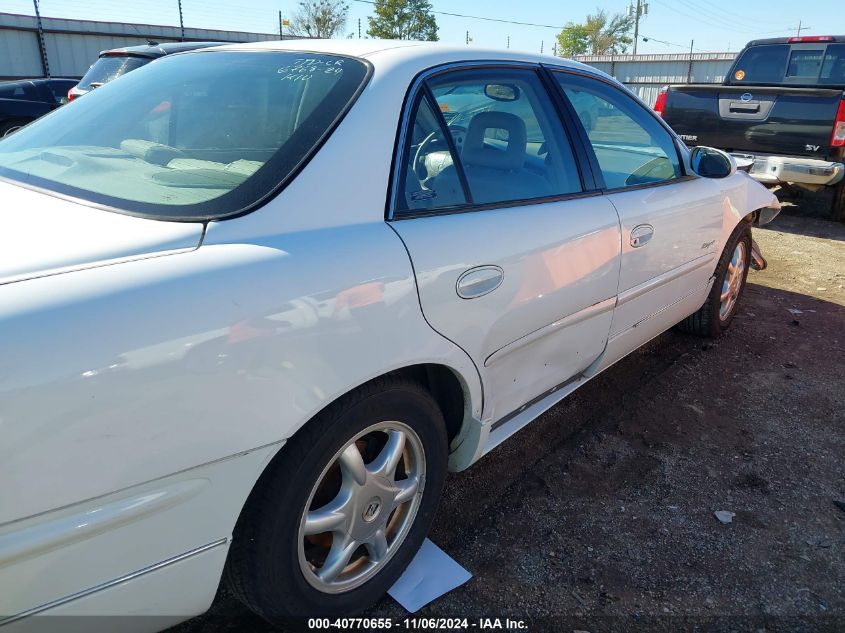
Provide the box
[462,111,527,171]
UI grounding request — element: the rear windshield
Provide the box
[728,43,845,86]
[78,55,151,90]
[0,51,369,220]
[0,81,35,99]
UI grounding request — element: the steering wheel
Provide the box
[412,125,468,180]
[625,156,674,187]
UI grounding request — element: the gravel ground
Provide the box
[174,191,845,633]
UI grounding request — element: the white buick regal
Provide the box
[0,40,778,630]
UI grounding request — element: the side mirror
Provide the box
[689,146,736,179]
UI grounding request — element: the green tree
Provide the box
[367,0,439,41]
[292,0,349,39]
[557,23,590,56]
[557,8,633,56]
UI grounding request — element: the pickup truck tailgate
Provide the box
[663,85,842,158]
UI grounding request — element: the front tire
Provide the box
[225,378,448,622]
[677,222,751,338]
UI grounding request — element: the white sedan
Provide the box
[0,40,778,629]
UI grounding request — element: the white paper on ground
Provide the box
[388,538,472,613]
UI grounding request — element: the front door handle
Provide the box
[456,265,504,299]
[630,224,654,248]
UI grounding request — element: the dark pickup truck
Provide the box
[0,78,78,137]
[656,36,845,219]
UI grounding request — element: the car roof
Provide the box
[100,41,224,59]
[745,35,845,46]
[205,39,603,77]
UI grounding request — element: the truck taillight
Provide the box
[832,99,845,148]
[654,86,668,117]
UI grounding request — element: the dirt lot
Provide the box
[175,191,845,633]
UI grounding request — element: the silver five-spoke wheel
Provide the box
[719,241,746,321]
[297,421,426,594]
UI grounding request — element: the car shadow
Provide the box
[769,186,845,241]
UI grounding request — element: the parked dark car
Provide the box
[68,41,223,101]
[656,36,845,219]
[0,78,78,136]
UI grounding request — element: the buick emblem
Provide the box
[740,93,753,102]
[362,497,382,522]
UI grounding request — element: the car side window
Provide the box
[426,68,582,206]
[396,93,468,213]
[554,73,682,189]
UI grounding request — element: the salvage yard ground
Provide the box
[175,190,845,633]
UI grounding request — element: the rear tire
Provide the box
[225,378,448,623]
[677,222,751,338]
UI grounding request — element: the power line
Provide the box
[650,0,758,35]
[638,33,702,51]
[349,0,566,30]
[673,0,786,28]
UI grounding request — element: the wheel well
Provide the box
[385,364,466,444]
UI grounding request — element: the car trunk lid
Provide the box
[0,180,204,285]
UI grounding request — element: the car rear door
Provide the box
[388,64,622,423]
[549,69,722,342]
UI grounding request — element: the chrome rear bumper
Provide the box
[733,153,844,187]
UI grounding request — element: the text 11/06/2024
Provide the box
[307,618,529,630]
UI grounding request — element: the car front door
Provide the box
[550,70,723,341]
[388,64,622,424]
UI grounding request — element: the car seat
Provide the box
[432,111,552,205]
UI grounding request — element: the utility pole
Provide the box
[32,0,49,77]
[177,0,185,41]
[507,35,510,49]
[629,0,648,55]
[466,30,470,45]
[687,40,694,83]
[358,18,361,39]
[540,40,544,54]
[794,20,810,37]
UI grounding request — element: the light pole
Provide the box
[629,0,648,54]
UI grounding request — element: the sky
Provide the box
[5,0,843,55]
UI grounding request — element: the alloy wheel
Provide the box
[297,421,426,594]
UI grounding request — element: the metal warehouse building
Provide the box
[574,52,738,106]
[0,12,287,80]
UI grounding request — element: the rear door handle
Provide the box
[456,265,504,299]
[630,224,654,248]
